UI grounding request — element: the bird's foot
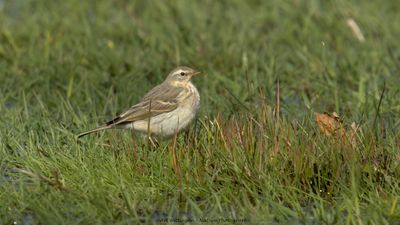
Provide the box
[148,135,159,149]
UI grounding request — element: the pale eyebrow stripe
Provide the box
[175,69,184,74]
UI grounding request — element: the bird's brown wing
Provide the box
[105,83,184,126]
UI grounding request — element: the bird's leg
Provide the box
[130,129,137,161]
[148,134,159,149]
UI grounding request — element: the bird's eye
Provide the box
[180,72,185,76]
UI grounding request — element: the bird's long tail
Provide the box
[77,125,111,138]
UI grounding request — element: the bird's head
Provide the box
[165,66,200,85]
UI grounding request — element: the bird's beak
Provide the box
[192,71,201,76]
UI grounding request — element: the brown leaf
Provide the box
[315,112,359,146]
[315,112,343,136]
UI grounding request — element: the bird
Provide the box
[77,66,201,145]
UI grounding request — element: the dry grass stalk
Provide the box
[346,18,365,42]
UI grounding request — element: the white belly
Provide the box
[129,85,200,137]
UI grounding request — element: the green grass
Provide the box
[1,0,400,224]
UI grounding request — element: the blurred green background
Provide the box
[1,0,399,119]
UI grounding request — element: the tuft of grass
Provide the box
[1,0,400,224]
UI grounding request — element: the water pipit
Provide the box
[78,66,201,145]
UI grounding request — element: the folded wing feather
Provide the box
[106,83,184,126]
